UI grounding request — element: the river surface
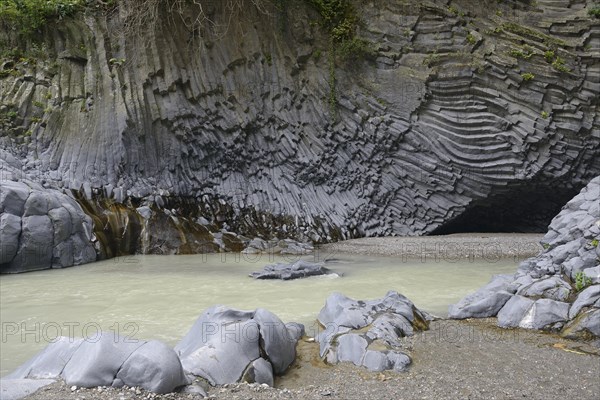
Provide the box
[0,253,519,377]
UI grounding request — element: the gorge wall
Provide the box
[1,0,599,268]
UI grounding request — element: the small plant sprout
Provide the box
[466,33,477,45]
[574,271,593,292]
[552,57,570,73]
[521,72,535,81]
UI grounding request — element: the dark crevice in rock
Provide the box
[431,184,582,234]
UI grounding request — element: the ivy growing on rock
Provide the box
[304,0,373,119]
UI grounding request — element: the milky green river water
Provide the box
[0,253,518,376]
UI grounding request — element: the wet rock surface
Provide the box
[249,260,338,280]
[449,177,600,338]
[316,291,429,372]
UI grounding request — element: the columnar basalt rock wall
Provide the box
[1,0,599,265]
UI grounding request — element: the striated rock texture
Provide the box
[1,0,599,265]
[449,176,600,338]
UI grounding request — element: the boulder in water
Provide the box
[249,260,339,280]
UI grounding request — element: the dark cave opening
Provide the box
[431,184,582,234]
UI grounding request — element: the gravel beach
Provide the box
[17,234,600,400]
[319,233,545,260]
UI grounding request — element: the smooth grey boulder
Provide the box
[448,290,512,319]
[17,215,54,271]
[175,306,256,358]
[48,207,73,243]
[506,275,534,294]
[387,351,412,372]
[336,334,369,366]
[319,291,426,329]
[0,214,21,264]
[562,256,587,280]
[316,291,428,373]
[0,181,30,216]
[249,260,337,280]
[253,308,296,374]
[5,335,190,395]
[177,320,259,384]
[362,350,390,372]
[23,192,50,216]
[551,239,585,265]
[175,306,300,386]
[0,379,55,400]
[497,295,534,328]
[583,266,600,284]
[62,334,146,388]
[116,340,188,394]
[318,292,374,329]
[448,274,516,319]
[516,276,571,302]
[0,181,96,273]
[569,285,600,319]
[318,325,352,361]
[448,289,512,319]
[247,238,268,251]
[519,299,570,330]
[5,337,83,380]
[241,358,274,387]
[562,308,600,339]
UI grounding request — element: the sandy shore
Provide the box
[18,234,600,400]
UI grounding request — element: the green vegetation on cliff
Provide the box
[0,0,83,33]
[304,0,373,118]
